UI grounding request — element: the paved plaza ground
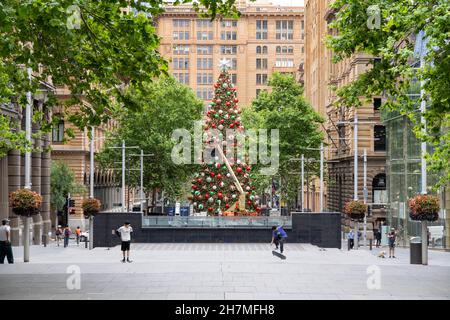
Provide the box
[1,241,450,300]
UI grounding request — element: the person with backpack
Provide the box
[388,228,397,258]
[63,225,71,248]
[271,225,288,254]
[75,226,81,246]
[116,221,133,263]
[55,225,63,247]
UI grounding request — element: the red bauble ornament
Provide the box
[219,119,224,124]
[208,207,214,212]
[218,192,223,198]
[247,200,252,205]
[210,172,215,177]
[225,203,230,209]
[211,124,216,129]
[205,194,210,199]
[246,166,251,171]
[216,174,222,180]
[236,167,243,173]
[234,98,239,103]
[197,178,203,184]
[216,99,222,104]
[230,123,235,129]
[226,101,231,107]
[192,185,197,190]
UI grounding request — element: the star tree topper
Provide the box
[219,58,232,71]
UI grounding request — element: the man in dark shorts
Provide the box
[388,228,397,258]
[271,225,288,254]
[117,221,133,263]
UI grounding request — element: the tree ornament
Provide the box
[206,177,212,183]
[216,174,222,180]
[198,204,204,210]
[212,185,217,190]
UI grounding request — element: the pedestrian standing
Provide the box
[117,221,133,263]
[55,225,63,246]
[271,225,287,254]
[0,219,14,264]
[347,230,355,250]
[63,225,71,248]
[75,226,81,246]
[375,229,382,248]
[388,228,397,258]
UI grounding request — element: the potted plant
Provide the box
[344,200,367,220]
[82,198,101,218]
[408,194,440,222]
[9,189,42,217]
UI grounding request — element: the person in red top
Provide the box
[75,226,81,246]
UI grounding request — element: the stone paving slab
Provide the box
[0,242,449,300]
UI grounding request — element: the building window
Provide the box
[276,46,294,54]
[197,31,213,40]
[221,20,238,28]
[372,173,387,204]
[173,73,189,84]
[173,58,189,69]
[301,46,304,54]
[275,58,294,68]
[229,58,237,70]
[173,19,190,28]
[220,45,237,55]
[256,89,261,97]
[197,45,213,55]
[374,125,386,151]
[256,58,268,70]
[231,74,237,84]
[373,98,382,111]
[276,20,294,40]
[52,119,64,142]
[197,73,213,85]
[196,88,214,100]
[256,74,268,85]
[256,20,268,40]
[220,31,237,40]
[197,19,213,28]
[262,46,268,54]
[173,44,190,55]
[197,58,213,70]
[173,31,189,40]
[256,46,262,54]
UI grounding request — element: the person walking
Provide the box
[271,225,287,254]
[347,229,355,250]
[75,226,81,246]
[375,229,382,248]
[117,221,133,263]
[0,219,14,264]
[388,228,397,258]
[63,225,71,248]
[55,225,63,247]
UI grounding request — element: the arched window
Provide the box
[276,46,281,54]
[282,46,287,54]
[288,46,294,54]
[372,173,387,204]
[256,46,261,54]
[262,46,268,54]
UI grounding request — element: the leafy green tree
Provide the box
[241,73,325,208]
[0,0,253,156]
[326,0,450,187]
[50,161,86,212]
[97,76,203,201]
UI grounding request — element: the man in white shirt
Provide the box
[0,219,14,264]
[117,221,133,263]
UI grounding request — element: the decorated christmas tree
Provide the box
[190,60,260,216]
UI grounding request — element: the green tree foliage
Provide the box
[97,77,203,200]
[241,73,325,207]
[326,0,450,187]
[0,0,252,156]
[50,161,86,212]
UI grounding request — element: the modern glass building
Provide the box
[383,47,449,248]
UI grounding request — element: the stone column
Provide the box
[8,150,22,246]
[0,156,8,222]
[41,131,51,242]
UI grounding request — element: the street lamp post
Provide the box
[129,150,154,213]
[320,143,324,212]
[420,55,428,265]
[23,67,33,262]
[363,148,368,247]
[301,154,304,212]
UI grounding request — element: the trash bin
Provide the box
[410,237,422,264]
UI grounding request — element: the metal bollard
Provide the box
[369,239,372,251]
